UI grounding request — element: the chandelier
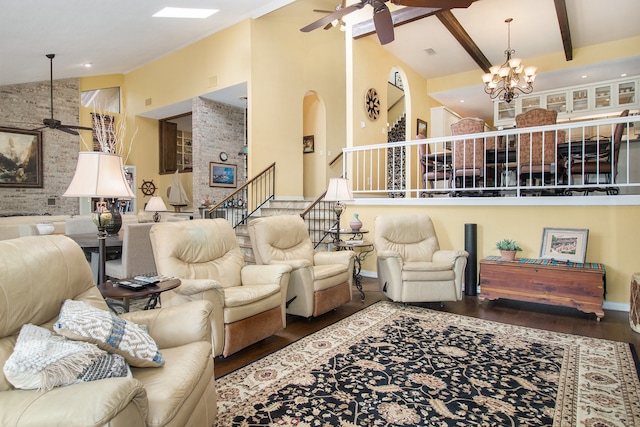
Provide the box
[482,18,537,103]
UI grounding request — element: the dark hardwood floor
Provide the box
[214,277,640,378]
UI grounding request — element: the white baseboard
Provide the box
[603,301,630,312]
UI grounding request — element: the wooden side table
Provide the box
[479,256,605,320]
[98,278,181,313]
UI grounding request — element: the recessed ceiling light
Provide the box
[459,100,465,103]
[621,73,628,77]
[581,75,587,79]
[84,63,92,68]
[152,7,218,19]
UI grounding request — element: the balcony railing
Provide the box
[342,114,640,198]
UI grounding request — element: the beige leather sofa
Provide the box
[248,215,355,318]
[374,214,468,303]
[149,219,292,358]
[0,235,217,427]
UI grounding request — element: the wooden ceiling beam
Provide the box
[554,0,573,61]
[435,10,491,73]
[352,7,439,39]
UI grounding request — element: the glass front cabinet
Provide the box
[493,76,638,127]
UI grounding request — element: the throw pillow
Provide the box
[54,299,165,367]
[3,324,105,391]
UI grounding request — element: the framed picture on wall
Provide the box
[416,119,428,138]
[209,162,237,188]
[0,127,43,188]
[303,135,314,153]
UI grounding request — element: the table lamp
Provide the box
[145,196,167,222]
[63,151,136,284]
[324,177,353,244]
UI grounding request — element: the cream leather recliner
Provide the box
[149,219,292,357]
[374,214,468,303]
[248,215,355,318]
[0,235,216,427]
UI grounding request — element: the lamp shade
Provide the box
[324,178,353,202]
[63,152,136,199]
[145,196,167,212]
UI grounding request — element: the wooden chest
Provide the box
[479,257,605,320]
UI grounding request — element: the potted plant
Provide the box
[496,239,522,261]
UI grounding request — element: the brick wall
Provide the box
[192,97,246,207]
[0,79,80,215]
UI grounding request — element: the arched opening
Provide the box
[302,91,327,198]
[386,67,406,197]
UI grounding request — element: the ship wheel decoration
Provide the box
[139,179,157,196]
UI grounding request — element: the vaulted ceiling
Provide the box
[1,0,638,122]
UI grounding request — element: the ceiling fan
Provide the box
[36,54,93,136]
[301,0,476,45]
[313,1,347,30]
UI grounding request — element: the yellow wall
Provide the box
[250,15,346,198]
[342,203,639,305]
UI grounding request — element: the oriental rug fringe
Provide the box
[216,301,640,426]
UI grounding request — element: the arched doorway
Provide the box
[387,67,407,197]
[302,91,327,198]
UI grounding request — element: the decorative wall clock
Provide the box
[365,87,380,121]
[219,152,228,161]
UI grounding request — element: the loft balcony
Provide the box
[342,114,640,199]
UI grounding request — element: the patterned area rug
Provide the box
[216,301,640,426]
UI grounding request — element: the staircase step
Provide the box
[231,198,336,265]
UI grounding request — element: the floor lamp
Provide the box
[324,178,353,245]
[63,152,136,284]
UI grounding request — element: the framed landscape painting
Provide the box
[0,127,43,188]
[209,162,237,188]
[539,227,589,263]
[416,119,428,137]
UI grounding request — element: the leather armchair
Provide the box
[248,215,355,318]
[149,219,291,357]
[374,214,468,303]
[0,235,216,427]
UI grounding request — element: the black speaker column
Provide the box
[464,223,478,296]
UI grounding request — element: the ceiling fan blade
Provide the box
[62,124,93,131]
[301,3,363,32]
[373,4,395,45]
[57,126,80,136]
[390,0,476,8]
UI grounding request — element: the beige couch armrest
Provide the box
[241,264,292,286]
[0,377,148,426]
[121,300,213,349]
[314,250,355,266]
[172,278,223,296]
[432,249,468,265]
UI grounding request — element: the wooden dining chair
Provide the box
[450,118,488,195]
[418,135,451,197]
[515,108,565,190]
[568,109,629,195]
